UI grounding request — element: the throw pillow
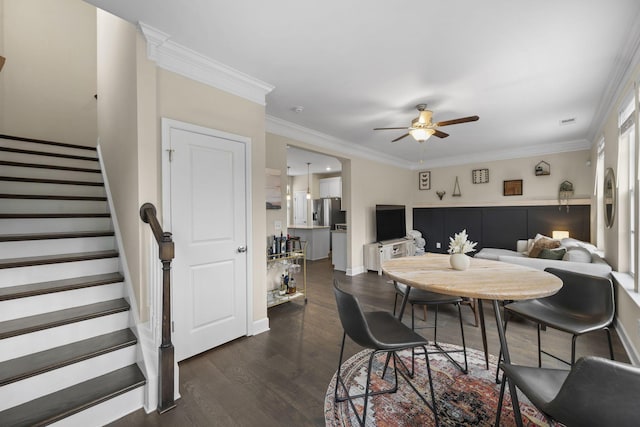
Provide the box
[538,248,566,260]
[528,237,561,258]
[562,246,592,263]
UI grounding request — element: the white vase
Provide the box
[450,253,470,271]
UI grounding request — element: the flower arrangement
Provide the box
[448,229,477,254]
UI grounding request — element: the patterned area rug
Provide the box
[325,344,551,426]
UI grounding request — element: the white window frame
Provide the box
[596,138,606,250]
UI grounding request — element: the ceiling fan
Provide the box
[374,104,479,143]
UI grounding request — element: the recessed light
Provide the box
[326,167,331,171]
[293,106,304,113]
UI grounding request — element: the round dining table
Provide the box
[382,252,562,427]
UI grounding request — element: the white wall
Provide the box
[96,10,142,309]
[0,0,96,145]
[590,60,640,363]
[411,150,593,209]
[155,70,268,325]
[96,14,269,326]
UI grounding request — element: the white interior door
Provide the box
[293,191,307,225]
[165,121,248,362]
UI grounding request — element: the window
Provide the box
[596,138,605,250]
[618,90,637,285]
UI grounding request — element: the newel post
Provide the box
[157,232,176,413]
[140,203,176,413]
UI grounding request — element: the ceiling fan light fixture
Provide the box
[410,128,434,142]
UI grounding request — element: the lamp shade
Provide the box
[552,230,569,239]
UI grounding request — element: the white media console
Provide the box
[364,238,415,275]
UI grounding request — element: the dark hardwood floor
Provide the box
[110,258,629,426]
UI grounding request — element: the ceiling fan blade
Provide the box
[374,127,410,130]
[435,115,479,127]
[433,129,449,138]
[391,133,410,142]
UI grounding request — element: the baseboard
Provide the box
[251,317,270,336]
[614,319,640,366]
[347,265,366,276]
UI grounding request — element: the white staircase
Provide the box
[0,135,146,426]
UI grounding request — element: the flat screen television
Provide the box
[375,204,406,243]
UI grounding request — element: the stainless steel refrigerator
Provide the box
[312,198,343,228]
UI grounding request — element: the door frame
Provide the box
[161,118,254,345]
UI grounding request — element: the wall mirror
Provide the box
[604,167,616,228]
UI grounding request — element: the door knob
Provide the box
[237,246,247,253]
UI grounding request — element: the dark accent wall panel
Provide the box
[412,205,591,253]
[527,205,590,243]
[481,207,528,250]
[413,208,445,253]
[444,208,483,253]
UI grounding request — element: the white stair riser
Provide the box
[0,139,96,156]
[0,181,106,197]
[50,385,145,427]
[0,346,137,411]
[0,257,120,287]
[1,151,99,170]
[0,217,112,234]
[0,283,124,322]
[0,165,103,183]
[0,199,109,214]
[0,311,130,362]
[0,236,116,258]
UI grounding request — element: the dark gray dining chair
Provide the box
[393,282,468,373]
[333,280,439,427]
[496,356,640,427]
[498,267,614,377]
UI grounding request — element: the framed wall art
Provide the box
[503,179,523,196]
[472,168,489,184]
[419,171,431,190]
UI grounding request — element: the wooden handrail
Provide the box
[139,202,176,414]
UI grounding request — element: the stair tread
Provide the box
[0,329,137,386]
[0,134,97,152]
[0,160,101,173]
[0,364,145,427]
[0,298,130,339]
[0,146,98,162]
[0,272,124,301]
[0,213,111,219]
[0,193,107,201]
[0,249,118,269]
[0,230,115,242]
[0,176,104,186]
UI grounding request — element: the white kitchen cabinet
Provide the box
[288,226,330,261]
[319,177,342,198]
[331,230,347,271]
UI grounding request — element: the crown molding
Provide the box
[588,9,640,142]
[267,114,591,171]
[138,22,274,106]
[266,115,413,170]
[412,138,592,170]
